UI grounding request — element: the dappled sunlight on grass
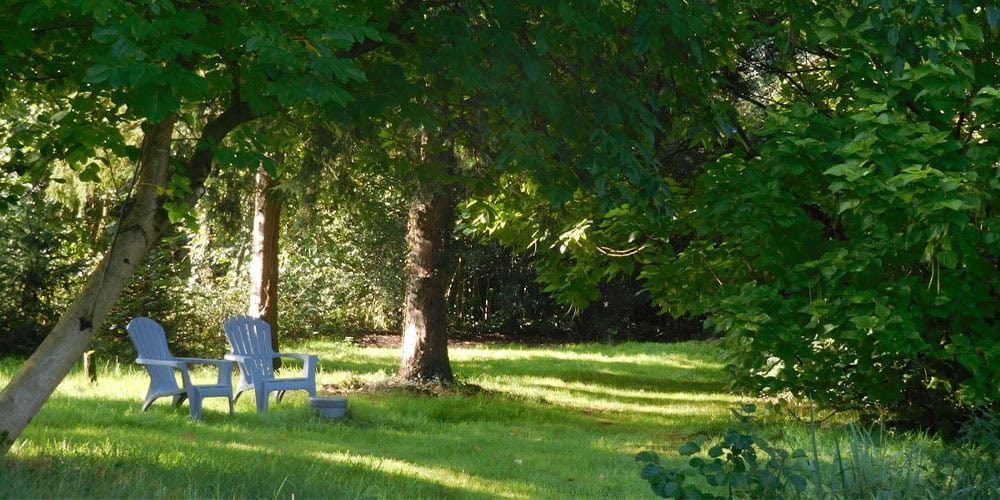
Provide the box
[451,346,722,371]
[313,450,538,499]
[473,374,740,422]
[2,340,743,498]
[492,375,741,406]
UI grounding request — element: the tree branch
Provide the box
[184,94,256,203]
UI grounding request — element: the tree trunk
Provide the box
[0,117,176,454]
[399,181,455,383]
[0,99,253,457]
[248,161,282,366]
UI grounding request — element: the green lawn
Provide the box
[0,340,744,498]
[2,340,996,498]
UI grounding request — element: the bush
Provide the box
[636,405,808,499]
[637,405,1000,499]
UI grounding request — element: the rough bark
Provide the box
[0,99,254,456]
[248,161,282,365]
[398,182,455,383]
[0,117,176,453]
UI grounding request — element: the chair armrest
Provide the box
[173,358,234,385]
[224,353,273,364]
[136,358,188,369]
[135,358,194,388]
[274,352,318,376]
[173,357,232,367]
[224,352,317,378]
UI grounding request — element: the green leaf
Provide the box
[934,199,964,211]
[131,87,180,122]
[837,199,860,214]
[84,64,113,84]
[789,474,807,492]
[937,250,958,269]
[959,19,984,42]
[948,0,963,18]
[846,11,868,29]
[92,27,118,44]
[635,450,660,463]
[678,442,701,456]
[79,164,101,183]
[639,463,662,480]
[662,481,680,497]
[688,40,703,64]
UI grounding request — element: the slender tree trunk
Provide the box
[0,99,253,457]
[248,160,282,365]
[399,181,455,383]
[0,117,177,453]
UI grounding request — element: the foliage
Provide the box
[639,407,1000,499]
[632,0,1000,424]
[958,406,1000,457]
[824,421,1000,499]
[0,184,92,355]
[636,405,808,499]
[6,0,999,434]
[101,230,247,359]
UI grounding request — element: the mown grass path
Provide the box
[0,340,743,498]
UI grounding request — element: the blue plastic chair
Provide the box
[126,317,234,420]
[223,315,318,413]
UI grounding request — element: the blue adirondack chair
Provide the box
[222,315,318,413]
[126,317,234,420]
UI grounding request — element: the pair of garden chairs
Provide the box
[126,316,318,420]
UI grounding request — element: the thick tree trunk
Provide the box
[399,182,455,383]
[0,117,176,453]
[248,161,282,365]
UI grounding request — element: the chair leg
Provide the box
[255,385,269,413]
[142,394,157,412]
[172,393,187,408]
[189,392,203,421]
[227,397,234,415]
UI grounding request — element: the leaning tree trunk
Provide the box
[248,161,282,367]
[0,117,177,454]
[399,182,455,383]
[0,99,253,457]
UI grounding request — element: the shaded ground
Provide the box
[350,330,572,349]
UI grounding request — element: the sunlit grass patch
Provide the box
[0,341,761,498]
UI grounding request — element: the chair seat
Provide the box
[264,377,311,385]
[194,384,234,396]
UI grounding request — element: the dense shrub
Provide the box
[639,0,1000,427]
[0,188,91,355]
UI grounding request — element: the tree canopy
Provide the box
[2,0,1000,452]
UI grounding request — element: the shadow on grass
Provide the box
[2,340,739,498]
[5,397,537,498]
